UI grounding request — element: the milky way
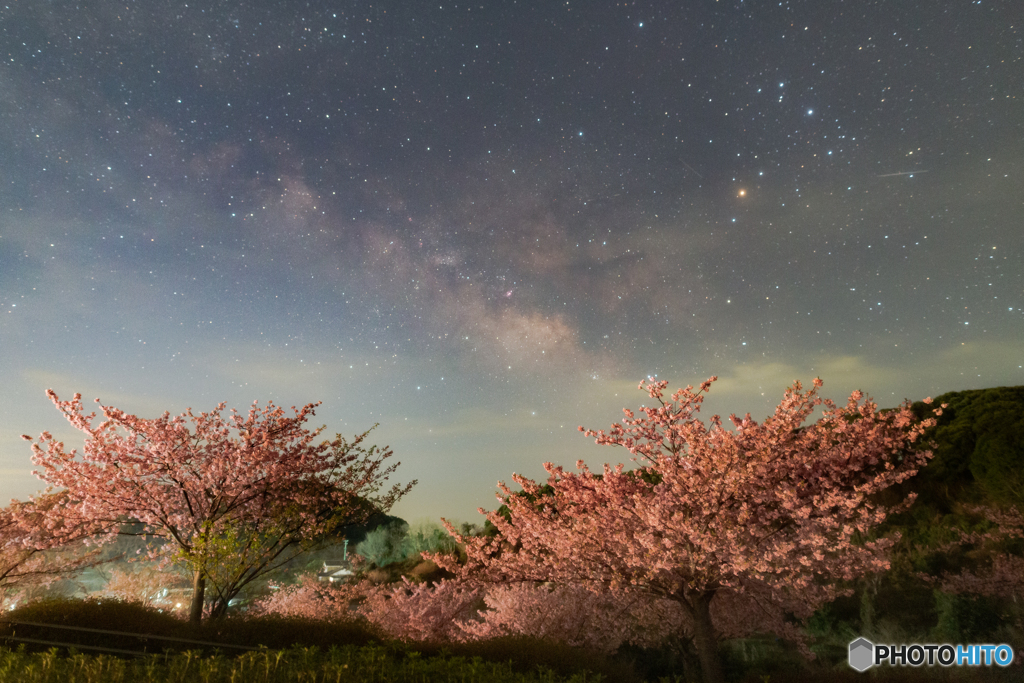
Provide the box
[1,1,1020,521]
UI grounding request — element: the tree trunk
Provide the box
[189,572,206,623]
[687,590,725,683]
[208,595,230,620]
[860,574,880,637]
[674,637,702,683]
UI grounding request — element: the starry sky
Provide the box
[1,1,1021,524]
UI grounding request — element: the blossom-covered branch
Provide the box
[432,377,941,683]
[24,392,415,621]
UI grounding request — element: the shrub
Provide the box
[355,521,409,567]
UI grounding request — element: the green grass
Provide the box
[2,599,1022,682]
[0,644,608,683]
[0,597,380,652]
[0,599,636,681]
[1,644,1021,683]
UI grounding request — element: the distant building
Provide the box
[317,561,354,583]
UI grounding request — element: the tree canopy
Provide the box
[25,391,414,621]
[434,377,940,683]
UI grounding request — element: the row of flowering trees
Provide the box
[250,377,948,683]
[16,376,1018,683]
[251,573,688,651]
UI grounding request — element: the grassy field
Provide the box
[2,644,1023,683]
[1,599,1022,683]
[0,644,611,683]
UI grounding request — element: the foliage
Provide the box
[931,590,1004,644]
[401,520,462,557]
[0,644,606,683]
[909,386,1024,507]
[1,595,381,652]
[885,386,1024,559]
[351,520,462,570]
[921,503,1024,645]
[433,377,941,683]
[858,387,1024,645]
[0,597,640,682]
[355,520,411,567]
[1,597,189,640]
[1,637,1021,683]
[803,386,1024,660]
[330,511,408,549]
[24,392,414,622]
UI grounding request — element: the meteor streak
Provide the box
[681,160,703,179]
[877,170,929,177]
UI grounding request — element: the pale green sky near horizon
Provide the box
[5,339,1017,524]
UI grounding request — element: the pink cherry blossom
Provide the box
[25,391,414,622]
[430,377,940,683]
[0,492,102,605]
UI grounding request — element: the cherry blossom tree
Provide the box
[459,581,686,652]
[99,565,189,609]
[251,573,481,642]
[24,391,414,622]
[0,492,104,605]
[359,577,484,642]
[433,377,941,683]
[250,573,358,621]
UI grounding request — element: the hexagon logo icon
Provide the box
[849,637,874,672]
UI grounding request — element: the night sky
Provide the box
[2,1,1021,523]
